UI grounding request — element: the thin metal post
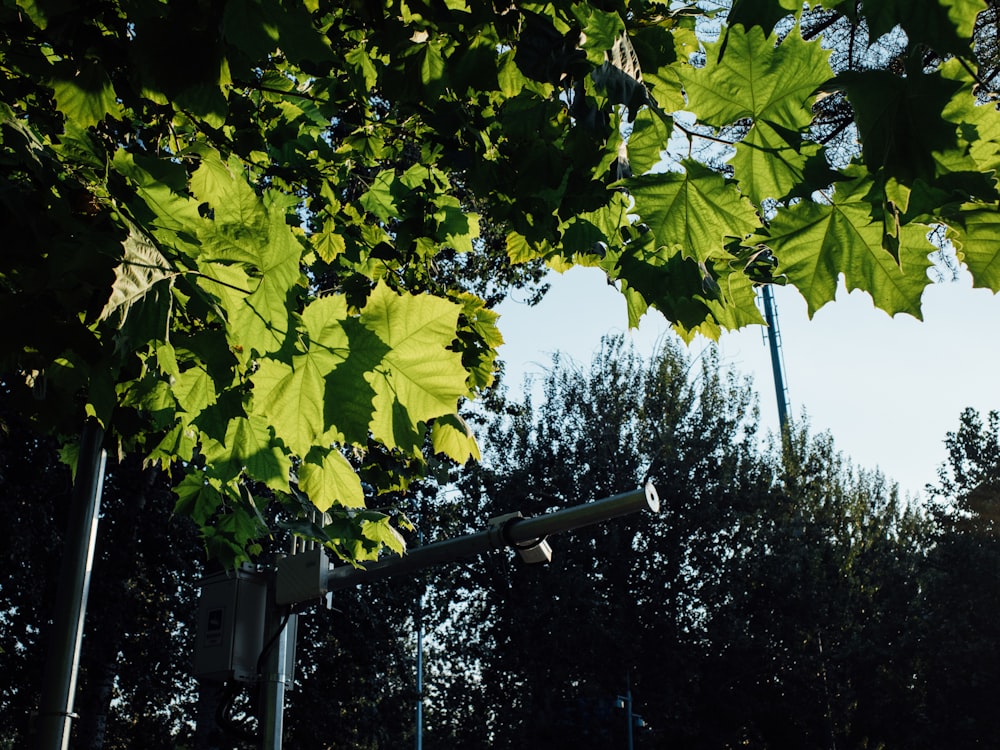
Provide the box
[761,285,790,434]
[37,420,107,750]
[258,604,296,750]
[415,611,424,750]
[625,673,633,750]
[415,519,424,750]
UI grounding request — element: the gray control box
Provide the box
[193,565,268,683]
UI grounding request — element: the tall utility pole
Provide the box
[414,512,425,750]
[761,285,791,435]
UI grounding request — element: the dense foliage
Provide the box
[2,0,999,557]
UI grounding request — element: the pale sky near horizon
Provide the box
[494,266,1000,500]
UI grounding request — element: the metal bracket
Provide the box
[488,511,553,564]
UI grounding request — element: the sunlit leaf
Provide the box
[431,413,481,463]
[251,355,325,457]
[50,62,122,127]
[299,449,365,512]
[758,172,934,317]
[173,364,217,415]
[201,415,291,491]
[952,204,1000,291]
[361,515,407,556]
[99,222,174,325]
[681,25,831,131]
[626,160,759,265]
[360,283,468,454]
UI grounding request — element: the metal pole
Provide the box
[415,520,424,750]
[37,420,107,750]
[761,284,790,434]
[625,673,633,750]
[258,604,297,750]
[415,611,424,750]
[327,484,659,591]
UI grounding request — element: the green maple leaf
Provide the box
[680,26,831,131]
[435,196,480,253]
[952,204,1000,291]
[560,192,631,259]
[731,124,822,205]
[203,201,304,355]
[431,413,481,463]
[250,294,386,458]
[701,257,768,332]
[726,0,806,36]
[189,150,266,230]
[172,364,217,415]
[173,473,224,527]
[570,5,626,66]
[627,107,672,176]
[148,421,198,468]
[99,221,174,326]
[299,449,364,512]
[863,0,985,57]
[201,415,291,492]
[837,69,964,183]
[506,231,552,264]
[359,170,399,222]
[112,151,204,244]
[311,225,347,262]
[757,173,934,317]
[50,62,123,128]
[626,161,759,264]
[360,514,406,556]
[189,150,303,354]
[301,294,386,447]
[612,232,764,340]
[940,59,1000,181]
[453,292,504,393]
[359,283,469,455]
[121,376,176,428]
[250,355,326,458]
[680,26,830,203]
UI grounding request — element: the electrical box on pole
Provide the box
[276,548,331,606]
[193,565,269,683]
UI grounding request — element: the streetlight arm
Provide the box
[326,483,659,592]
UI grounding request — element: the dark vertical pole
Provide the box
[761,285,790,434]
[415,518,424,750]
[258,599,296,750]
[37,419,107,750]
[625,672,633,750]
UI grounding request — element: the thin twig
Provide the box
[674,120,735,146]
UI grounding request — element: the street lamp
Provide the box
[615,672,648,750]
[194,483,661,750]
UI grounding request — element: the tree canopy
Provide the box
[414,337,973,749]
[4,337,1000,747]
[2,0,998,559]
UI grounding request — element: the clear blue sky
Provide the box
[495,267,1000,499]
